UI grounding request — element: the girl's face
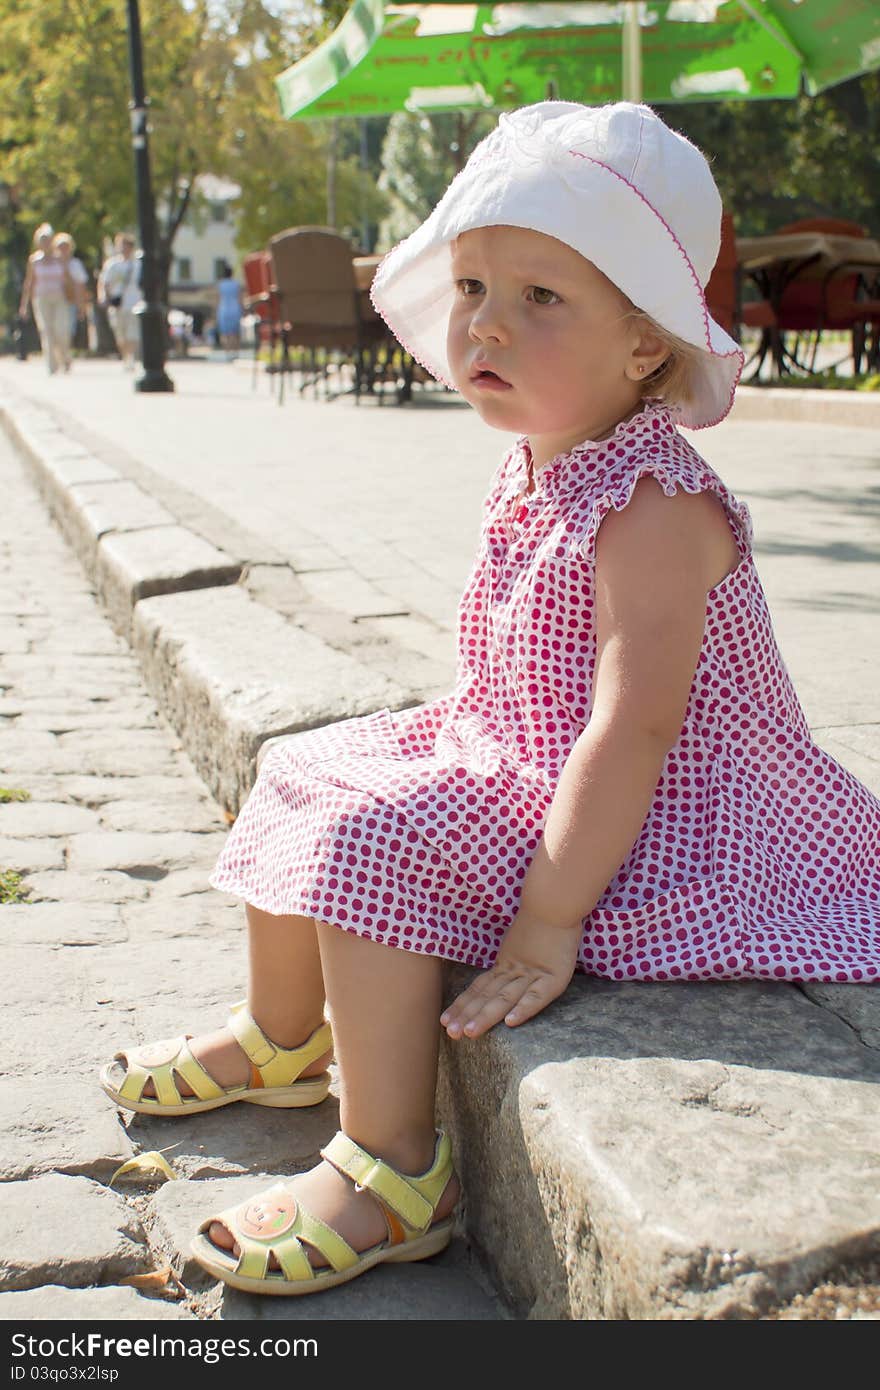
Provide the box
[447,225,659,468]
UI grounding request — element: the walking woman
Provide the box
[19,223,76,374]
[97,233,142,370]
[215,262,243,358]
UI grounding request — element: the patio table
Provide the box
[735,231,880,378]
[353,253,428,402]
[353,254,383,292]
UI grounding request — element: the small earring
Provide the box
[637,365,645,374]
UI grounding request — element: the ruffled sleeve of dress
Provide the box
[573,405,754,570]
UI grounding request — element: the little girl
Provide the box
[101,102,880,1297]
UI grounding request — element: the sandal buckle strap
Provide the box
[320,1134,434,1232]
[227,1003,332,1087]
[227,1001,276,1068]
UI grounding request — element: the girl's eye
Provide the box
[455,278,483,296]
[528,285,560,306]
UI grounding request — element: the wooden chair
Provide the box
[832,277,880,374]
[776,217,868,238]
[705,211,775,378]
[268,226,379,404]
[705,211,740,338]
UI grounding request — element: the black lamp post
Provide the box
[125,0,173,392]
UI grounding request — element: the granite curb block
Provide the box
[211,380,880,428]
[438,971,880,1319]
[132,586,412,812]
[729,385,880,428]
[97,526,242,639]
[0,402,243,634]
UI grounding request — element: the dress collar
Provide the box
[504,402,679,503]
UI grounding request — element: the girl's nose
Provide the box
[468,297,508,345]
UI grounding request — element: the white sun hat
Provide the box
[371,101,744,429]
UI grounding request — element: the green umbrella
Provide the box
[276,0,880,120]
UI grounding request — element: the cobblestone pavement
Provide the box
[0,427,505,1322]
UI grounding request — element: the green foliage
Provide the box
[770,368,880,392]
[377,111,495,249]
[661,73,879,236]
[0,0,380,303]
[226,103,387,253]
[0,788,30,803]
[0,869,29,904]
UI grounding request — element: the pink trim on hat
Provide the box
[568,151,744,429]
[691,360,742,432]
[369,266,457,391]
[570,151,714,353]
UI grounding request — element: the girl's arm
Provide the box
[442,477,720,1039]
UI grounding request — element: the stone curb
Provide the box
[132,586,412,811]
[1,402,242,614]
[729,384,880,428]
[439,970,880,1319]
[3,392,879,1320]
[1,397,413,812]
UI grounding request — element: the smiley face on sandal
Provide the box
[133,1037,185,1068]
[237,1188,297,1240]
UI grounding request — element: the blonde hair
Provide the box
[33,222,54,247]
[53,232,75,252]
[624,306,703,412]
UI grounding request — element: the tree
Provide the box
[0,0,385,321]
[377,111,495,250]
[660,72,880,236]
[0,0,134,288]
[223,89,387,253]
[786,74,879,235]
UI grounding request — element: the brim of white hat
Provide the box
[371,152,744,430]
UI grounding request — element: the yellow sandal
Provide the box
[99,1001,333,1116]
[190,1130,456,1295]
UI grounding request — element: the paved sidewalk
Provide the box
[1,355,878,1319]
[0,426,506,1321]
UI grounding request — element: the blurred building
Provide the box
[167,174,241,334]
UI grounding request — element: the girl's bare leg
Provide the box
[209,924,459,1263]
[139,905,330,1098]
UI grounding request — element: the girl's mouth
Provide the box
[470,367,512,391]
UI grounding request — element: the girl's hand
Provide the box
[440,911,580,1040]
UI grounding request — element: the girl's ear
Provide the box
[625,327,670,383]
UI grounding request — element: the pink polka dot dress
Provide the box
[210,405,880,983]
